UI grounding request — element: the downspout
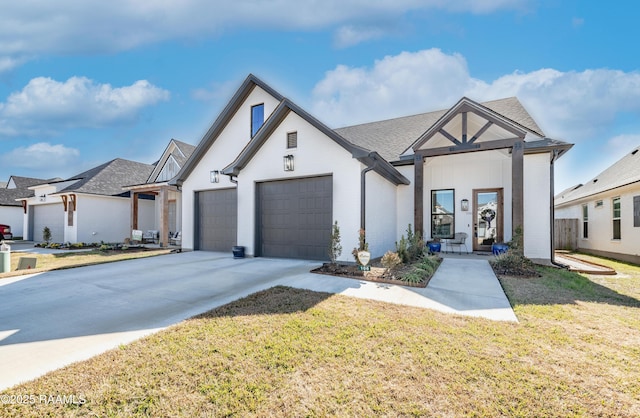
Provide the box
[361,160,377,230]
[550,149,568,269]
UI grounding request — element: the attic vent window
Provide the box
[287,131,297,149]
[633,149,639,155]
[593,179,598,183]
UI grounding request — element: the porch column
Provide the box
[160,187,169,247]
[131,192,139,231]
[512,140,524,238]
[414,153,424,238]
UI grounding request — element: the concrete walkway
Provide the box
[0,252,515,391]
[281,258,517,322]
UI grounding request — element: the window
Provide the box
[634,196,640,227]
[613,197,621,240]
[287,131,298,149]
[251,104,264,137]
[582,204,588,239]
[431,189,455,239]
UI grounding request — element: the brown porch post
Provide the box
[512,140,524,240]
[131,192,139,231]
[160,187,169,247]
[414,153,424,238]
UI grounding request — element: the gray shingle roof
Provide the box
[0,175,55,206]
[60,158,155,197]
[555,146,640,205]
[171,139,196,168]
[8,176,53,189]
[0,188,31,206]
[335,97,545,162]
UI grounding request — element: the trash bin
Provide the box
[0,243,10,273]
[232,246,245,259]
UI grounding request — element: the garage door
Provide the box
[32,204,64,243]
[195,189,237,251]
[256,176,332,260]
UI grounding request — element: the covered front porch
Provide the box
[127,182,182,248]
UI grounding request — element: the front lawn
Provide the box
[0,248,173,279]
[2,257,639,417]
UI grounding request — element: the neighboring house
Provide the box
[172,74,572,263]
[20,159,155,243]
[555,146,640,264]
[0,176,56,238]
[124,138,196,247]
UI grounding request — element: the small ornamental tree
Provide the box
[328,221,342,265]
[42,226,52,244]
[351,229,369,264]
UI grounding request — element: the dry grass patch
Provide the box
[2,257,640,417]
[0,248,172,279]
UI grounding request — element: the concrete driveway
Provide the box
[0,251,516,390]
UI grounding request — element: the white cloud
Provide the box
[333,25,389,48]
[311,49,640,144]
[0,142,80,170]
[312,49,484,125]
[0,76,170,135]
[0,0,531,67]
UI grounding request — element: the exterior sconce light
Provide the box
[284,155,294,171]
[461,199,469,211]
[210,170,220,183]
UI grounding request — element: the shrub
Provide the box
[42,226,51,243]
[491,250,539,277]
[328,221,342,265]
[395,235,408,264]
[395,224,425,264]
[406,224,425,262]
[401,255,441,284]
[351,229,369,264]
[381,251,402,274]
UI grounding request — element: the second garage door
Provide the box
[256,176,332,260]
[32,204,64,243]
[195,189,237,251]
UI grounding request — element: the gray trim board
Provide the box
[222,99,409,186]
[410,98,528,153]
[172,74,285,187]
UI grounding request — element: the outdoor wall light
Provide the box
[284,155,295,171]
[461,199,469,211]
[210,170,220,183]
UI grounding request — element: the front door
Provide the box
[473,189,504,252]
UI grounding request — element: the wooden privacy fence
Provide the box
[555,219,579,251]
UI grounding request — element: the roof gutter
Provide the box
[361,162,377,230]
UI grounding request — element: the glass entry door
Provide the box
[473,189,503,252]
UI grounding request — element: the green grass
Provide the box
[0,248,172,279]
[2,256,640,417]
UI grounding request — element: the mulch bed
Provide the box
[311,262,431,288]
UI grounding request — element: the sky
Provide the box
[0,0,639,193]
